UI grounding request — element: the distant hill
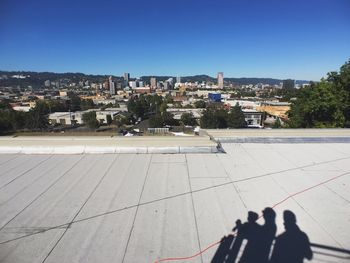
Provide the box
[0,70,310,88]
[0,70,123,89]
[141,75,310,85]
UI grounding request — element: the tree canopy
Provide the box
[227,103,247,128]
[82,111,100,129]
[288,59,350,128]
[127,94,164,120]
[180,112,197,126]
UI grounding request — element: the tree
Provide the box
[82,111,100,129]
[127,97,137,114]
[200,108,228,128]
[149,114,163,128]
[159,101,168,114]
[68,93,81,111]
[288,81,345,127]
[288,59,350,128]
[181,112,197,126]
[106,114,112,125]
[81,99,95,110]
[25,101,49,130]
[162,112,178,126]
[0,111,12,133]
[148,112,178,128]
[227,103,246,128]
[194,100,206,108]
[327,59,350,126]
[273,117,282,128]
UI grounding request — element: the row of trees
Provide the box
[200,104,246,129]
[0,93,103,133]
[0,100,50,132]
[288,60,350,128]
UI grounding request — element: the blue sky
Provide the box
[0,0,349,80]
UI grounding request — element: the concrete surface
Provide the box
[0,136,218,154]
[0,143,350,262]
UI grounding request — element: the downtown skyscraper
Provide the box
[217,72,224,89]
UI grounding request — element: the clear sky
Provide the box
[0,0,349,80]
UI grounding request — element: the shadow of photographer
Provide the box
[211,209,313,263]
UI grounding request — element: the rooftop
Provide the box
[0,139,349,262]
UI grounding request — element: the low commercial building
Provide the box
[49,109,120,125]
[49,112,76,125]
[166,108,204,120]
[242,109,263,127]
[95,110,120,124]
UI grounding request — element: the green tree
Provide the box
[227,103,246,128]
[288,59,350,128]
[0,111,12,133]
[162,112,178,126]
[11,110,27,130]
[68,93,81,111]
[273,117,282,128]
[180,112,197,126]
[149,114,164,128]
[327,60,350,126]
[127,97,137,116]
[25,101,49,129]
[200,108,228,128]
[81,99,95,110]
[194,100,206,108]
[288,81,345,127]
[106,114,112,125]
[82,111,100,129]
[159,101,168,114]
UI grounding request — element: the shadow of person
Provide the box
[270,210,313,263]
[211,211,262,263]
[235,211,261,263]
[259,207,277,263]
[237,208,277,263]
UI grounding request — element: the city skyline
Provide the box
[0,0,349,81]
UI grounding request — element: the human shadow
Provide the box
[270,210,313,263]
[211,208,315,263]
[211,208,276,263]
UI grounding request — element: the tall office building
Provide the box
[217,72,224,89]
[163,81,168,90]
[109,76,115,95]
[124,73,130,87]
[129,81,137,89]
[176,76,181,84]
[150,77,157,89]
[124,73,130,82]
